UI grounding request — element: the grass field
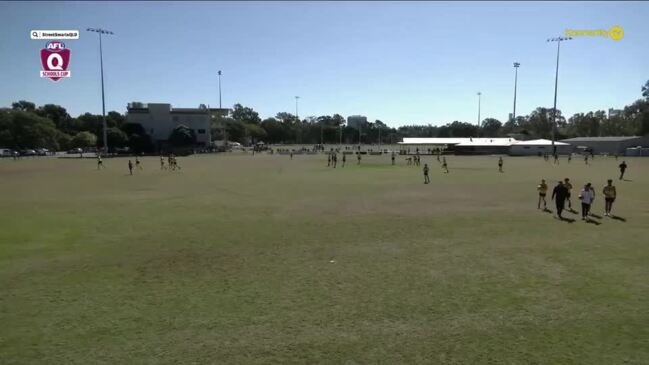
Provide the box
[1,153,648,364]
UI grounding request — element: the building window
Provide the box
[197,129,206,134]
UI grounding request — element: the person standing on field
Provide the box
[423,163,430,184]
[589,183,596,214]
[128,160,134,175]
[332,153,337,168]
[327,153,331,167]
[357,152,361,165]
[442,157,449,173]
[578,183,594,220]
[564,178,573,210]
[619,161,627,180]
[342,153,346,167]
[537,179,548,210]
[603,179,617,217]
[551,180,569,219]
[391,152,395,165]
[498,157,503,172]
[160,156,166,170]
[97,155,104,170]
[135,156,143,170]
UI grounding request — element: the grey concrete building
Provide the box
[126,103,229,146]
[560,136,649,155]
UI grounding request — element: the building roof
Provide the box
[512,139,569,146]
[400,137,516,146]
[456,138,517,147]
[560,136,642,142]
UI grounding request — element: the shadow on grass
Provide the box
[555,216,576,223]
[622,179,633,182]
[567,208,578,214]
[589,213,603,219]
[610,215,627,222]
[585,218,602,225]
[543,208,553,214]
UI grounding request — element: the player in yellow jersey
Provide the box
[563,178,573,210]
[537,179,548,210]
[602,179,617,217]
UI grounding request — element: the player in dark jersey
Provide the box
[442,157,449,173]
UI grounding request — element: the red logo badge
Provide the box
[40,41,71,81]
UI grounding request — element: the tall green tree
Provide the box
[11,100,36,112]
[480,118,502,137]
[35,104,73,132]
[70,131,97,149]
[231,104,261,124]
[168,125,196,147]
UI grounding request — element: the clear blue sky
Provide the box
[1,1,648,127]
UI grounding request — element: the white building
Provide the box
[398,137,573,155]
[126,103,229,146]
[509,139,572,156]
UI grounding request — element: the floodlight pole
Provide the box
[513,62,520,123]
[477,92,482,135]
[87,28,114,154]
[218,70,227,148]
[548,37,572,155]
[295,96,300,144]
[218,70,222,109]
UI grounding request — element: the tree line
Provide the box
[2,80,647,151]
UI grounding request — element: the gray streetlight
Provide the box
[295,96,300,120]
[477,92,482,129]
[547,36,572,154]
[512,62,520,123]
[295,96,300,144]
[217,70,227,148]
[87,27,114,154]
[218,70,222,109]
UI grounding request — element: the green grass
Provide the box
[1,154,648,364]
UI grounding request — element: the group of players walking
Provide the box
[536,161,628,221]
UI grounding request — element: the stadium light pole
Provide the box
[378,124,381,151]
[548,36,572,155]
[87,28,114,154]
[512,62,520,123]
[218,70,222,109]
[217,70,227,148]
[295,96,300,144]
[477,92,482,132]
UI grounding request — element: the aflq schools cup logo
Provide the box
[40,41,71,81]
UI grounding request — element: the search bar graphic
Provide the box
[30,30,80,40]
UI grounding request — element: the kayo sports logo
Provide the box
[40,41,71,81]
[564,25,624,41]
